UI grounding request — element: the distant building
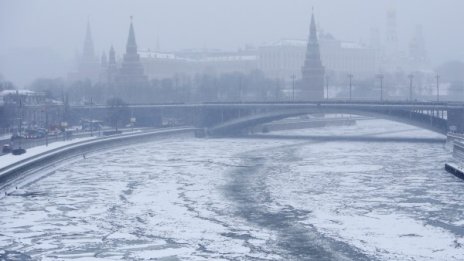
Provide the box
[99,46,119,85]
[0,90,63,129]
[68,21,100,83]
[409,25,429,70]
[1,90,46,106]
[379,5,431,74]
[258,36,379,83]
[259,40,305,81]
[65,7,432,102]
[300,11,325,100]
[140,51,190,79]
[139,48,258,79]
[116,18,148,86]
[258,6,434,87]
[320,34,379,79]
[385,4,399,61]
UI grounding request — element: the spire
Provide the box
[304,10,322,67]
[409,25,428,65]
[109,45,116,65]
[82,19,95,60]
[101,52,108,67]
[309,10,318,45]
[116,16,147,99]
[126,16,137,55]
[386,4,398,52]
[76,19,99,83]
[300,9,325,101]
[105,45,118,85]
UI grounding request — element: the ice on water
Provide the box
[0,119,462,260]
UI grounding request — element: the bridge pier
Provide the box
[448,109,464,132]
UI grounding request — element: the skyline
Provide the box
[1,0,464,86]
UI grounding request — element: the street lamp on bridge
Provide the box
[376,74,384,102]
[408,74,414,101]
[291,74,296,102]
[239,76,243,103]
[348,74,353,101]
[436,74,440,102]
[325,75,330,100]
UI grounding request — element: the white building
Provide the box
[258,35,380,82]
[139,49,259,80]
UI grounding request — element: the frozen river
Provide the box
[1,119,463,260]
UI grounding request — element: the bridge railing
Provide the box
[69,100,464,109]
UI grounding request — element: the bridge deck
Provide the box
[70,101,464,110]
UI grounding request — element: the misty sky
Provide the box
[1,0,464,86]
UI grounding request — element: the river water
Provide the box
[0,119,463,260]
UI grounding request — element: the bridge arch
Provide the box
[207,107,448,136]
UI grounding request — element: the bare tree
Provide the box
[106,97,129,131]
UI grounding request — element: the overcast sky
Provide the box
[1,0,463,86]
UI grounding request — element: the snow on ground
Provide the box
[0,134,11,140]
[0,119,462,260]
[0,136,96,169]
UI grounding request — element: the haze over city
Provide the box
[1,1,464,260]
[1,0,464,86]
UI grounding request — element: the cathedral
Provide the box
[300,11,325,101]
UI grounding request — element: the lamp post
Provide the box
[436,74,440,102]
[17,91,23,150]
[239,76,243,103]
[90,97,93,137]
[291,74,296,102]
[61,121,67,141]
[45,106,48,147]
[275,80,280,102]
[130,116,136,132]
[377,74,384,102]
[326,75,329,100]
[408,74,414,101]
[348,74,353,101]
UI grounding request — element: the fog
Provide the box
[2,2,464,259]
[1,0,463,86]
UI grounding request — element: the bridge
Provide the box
[70,101,464,136]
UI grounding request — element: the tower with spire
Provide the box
[99,52,108,82]
[82,20,95,61]
[409,25,428,69]
[116,17,147,92]
[99,46,119,84]
[107,46,118,84]
[385,3,398,57]
[300,9,325,101]
[76,20,99,82]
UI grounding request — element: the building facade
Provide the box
[0,90,63,129]
[139,48,258,80]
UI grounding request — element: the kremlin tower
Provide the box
[300,10,325,101]
[116,17,147,88]
[76,20,99,83]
